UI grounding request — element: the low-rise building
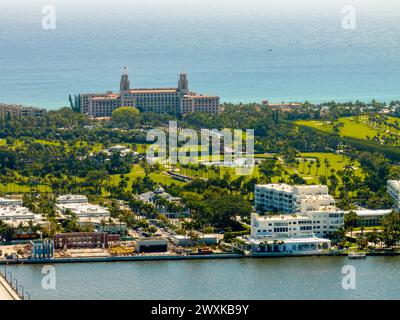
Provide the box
[0,198,45,228]
[171,234,221,247]
[56,195,110,219]
[387,180,400,211]
[0,197,23,206]
[56,195,88,204]
[56,202,110,219]
[102,145,137,157]
[347,209,392,227]
[29,239,54,260]
[54,232,120,250]
[78,217,127,234]
[0,103,46,118]
[56,195,128,233]
[241,236,331,255]
[135,238,168,253]
[139,186,188,218]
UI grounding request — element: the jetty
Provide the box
[0,266,28,300]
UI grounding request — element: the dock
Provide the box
[0,267,28,300]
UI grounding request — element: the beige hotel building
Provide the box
[81,68,220,117]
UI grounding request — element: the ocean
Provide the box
[0,0,400,109]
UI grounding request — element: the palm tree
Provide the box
[324,158,331,176]
[316,159,321,176]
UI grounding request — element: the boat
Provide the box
[348,252,366,259]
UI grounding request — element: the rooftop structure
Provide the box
[135,238,168,253]
[255,183,336,214]
[240,235,331,255]
[0,197,23,206]
[0,203,45,227]
[171,234,221,247]
[56,194,88,204]
[262,101,302,112]
[56,202,110,219]
[139,186,187,218]
[54,232,120,249]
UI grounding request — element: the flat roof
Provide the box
[244,236,330,245]
[256,183,293,192]
[129,88,178,94]
[349,209,392,217]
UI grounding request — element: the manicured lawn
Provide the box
[0,183,51,193]
[296,116,400,143]
[172,152,362,185]
[289,152,364,183]
[110,164,186,188]
[296,117,378,139]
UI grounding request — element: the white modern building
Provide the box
[0,197,23,206]
[171,234,221,247]
[387,180,400,211]
[347,209,392,227]
[0,198,45,227]
[239,212,333,255]
[56,195,88,204]
[255,183,296,213]
[241,236,331,255]
[251,211,343,239]
[139,186,189,218]
[252,184,344,243]
[56,195,115,231]
[255,183,335,214]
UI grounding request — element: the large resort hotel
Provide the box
[81,68,220,117]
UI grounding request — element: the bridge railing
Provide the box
[0,265,30,300]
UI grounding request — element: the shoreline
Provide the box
[2,250,399,265]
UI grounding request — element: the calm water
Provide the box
[5,256,400,300]
[1,0,400,108]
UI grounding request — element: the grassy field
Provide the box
[110,164,186,188]
[295,116,400,145]
[169,152,362,184]
[0,183,51,193]
[295,116,378,139]
[288,152,363,183]
[296,116,400,142]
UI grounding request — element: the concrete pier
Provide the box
[0,273,20,300]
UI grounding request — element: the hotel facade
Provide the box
[81,68,220,117]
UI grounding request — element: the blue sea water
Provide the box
[0,0,400,109]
